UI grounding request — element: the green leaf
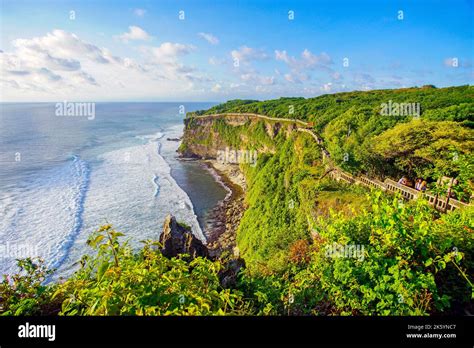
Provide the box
[88,235,104,247]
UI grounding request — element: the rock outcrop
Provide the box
[159,214,209,259]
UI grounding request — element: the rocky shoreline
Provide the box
[166,155,248,288]
[202,160,247,259]
[176,155,247,259]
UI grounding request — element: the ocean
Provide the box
[0,102,226,278]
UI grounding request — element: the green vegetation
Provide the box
[195,85,474,182]
[2,195,472,316]
[198,86,472,129]
[237,133,368,274]
[240,196,473,315]
[193,99,259,115]
[1,225,250,316]
[184,114,370,273]
[2,86,473,316]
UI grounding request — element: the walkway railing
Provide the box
[332,170,470,212]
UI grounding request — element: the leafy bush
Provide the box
[0,258,60,315]
[52,225,249,315]
[1,196,472,316]
[303,193,473,315]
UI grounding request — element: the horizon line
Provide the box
[0,84,472,104]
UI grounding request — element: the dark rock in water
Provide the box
[218,258,246,288]
[159,214,209,259]
[166,137,181,141]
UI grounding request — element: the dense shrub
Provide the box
[52,225,249,315]
[0,258,60,315]
[1,195,472,316]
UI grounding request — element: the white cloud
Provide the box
[12,29,113,66]
[198,32,219,45]
[71,71,98,85]
[134,8,146,17]
[117,26,152,43]
[0,29,203,101]
[139,42,206,83]
[275,50,291,64]
[275,49,332,70]
[208,56,226,65]
[301,49,332,67]
[321,82,332,92]
[255,85,269,93]
[0,29,123,94]
[141,42,194,75]
[259,76,274,85]
[143,42,194,63]
[241,72,274,85]
[0,29,345,101]
[275,49,333,83]
[284,73,295,83]
[231,46,268,63]
[283,72,309,84]
[239,73,252,81]
[211,83,222,92]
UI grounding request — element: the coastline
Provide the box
[196,160,247,258]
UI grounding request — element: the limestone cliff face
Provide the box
[179,117,223,158]
[179,115,296,159]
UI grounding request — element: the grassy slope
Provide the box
[185,85,473,273]
[182,114,370,273]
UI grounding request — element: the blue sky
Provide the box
[1,0,472,101]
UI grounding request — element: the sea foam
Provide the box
[0,156,90,276]
[58,126,204,277]
[0,126,203,279]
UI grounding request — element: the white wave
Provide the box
[203,164,233,200]
[0,156,90,276]
[0,123,205,279]
[152,175,160,197]
[61,127,204,276]
[135,131,164,142]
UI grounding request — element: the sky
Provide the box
[0,0,473,102]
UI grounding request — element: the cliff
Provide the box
[179,115,297,160]
[177,112,370,273]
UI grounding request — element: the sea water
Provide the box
[0,102,226,278]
